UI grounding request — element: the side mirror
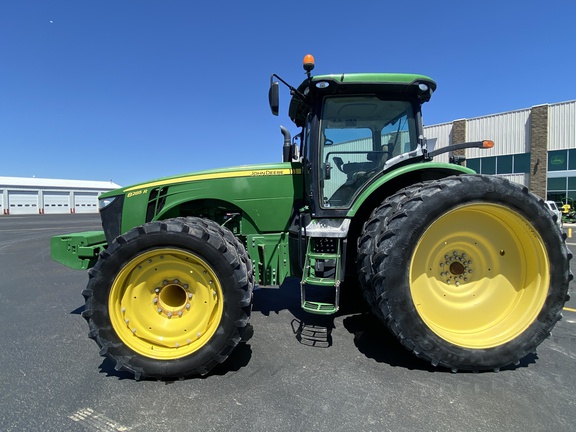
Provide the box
[269,81,279,116]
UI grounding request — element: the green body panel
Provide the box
[50,231,106,270]
[347,162,475,216]
[246,233,290,285]
[115,162,302,235]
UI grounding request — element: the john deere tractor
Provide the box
[51,55,571,379]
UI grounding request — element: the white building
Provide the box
[424,99,576,204]
[0,177,121,215]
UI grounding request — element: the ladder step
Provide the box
[302,301,338,315]
[303,276,338,286]
[307,252,340,260]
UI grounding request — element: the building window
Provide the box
[497,155,513,174]
[548,177,567,191]
[466,159,480,173]
[514,153,530,173]
[548,150,567,171]
[466,153,530,175]
[482,157,496,174]
[569,149,576,170]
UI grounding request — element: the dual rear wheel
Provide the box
[358,175,571,371]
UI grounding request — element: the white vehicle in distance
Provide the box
[545,200,563,227]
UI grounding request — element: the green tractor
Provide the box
[51,55,571,379]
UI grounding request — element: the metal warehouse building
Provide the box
[424,99,576,204]
[0,177,121,215]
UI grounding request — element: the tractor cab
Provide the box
[270,55,436,217]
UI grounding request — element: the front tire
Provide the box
[357,175,571,371]
[82,217,253,379]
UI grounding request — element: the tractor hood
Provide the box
[99,162,302,199]
[98,161,303,243]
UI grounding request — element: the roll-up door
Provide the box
[43,192,71,214]
[74,192,99,213]
[8,191,39,215]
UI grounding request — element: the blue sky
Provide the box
[1,1,575,187]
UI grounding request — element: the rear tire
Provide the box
[82,217,253,379]
[357,175,571,371]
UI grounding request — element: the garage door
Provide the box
[8,191,39,215]
[0,189,4,215]
[74,192,99,214]
[43,192,71,214]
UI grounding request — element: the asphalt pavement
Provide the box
[0,214,575,432]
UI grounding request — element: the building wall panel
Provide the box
[549,101,576,151]
[498,173,529,187]
[424,122,451,163]
[466,109,531,158]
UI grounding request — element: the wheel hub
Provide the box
[438,250,473,286]
[154,280,193,318]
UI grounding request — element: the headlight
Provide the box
[99,196,118,210]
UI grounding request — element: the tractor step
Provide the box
[300,236,342,315]
[302,300,338,315]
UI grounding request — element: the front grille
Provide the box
[100,194,124,244]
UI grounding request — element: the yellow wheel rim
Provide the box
[109,248,223,359]
[410,203,549,349]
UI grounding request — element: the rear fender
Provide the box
[347,163,474,218]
